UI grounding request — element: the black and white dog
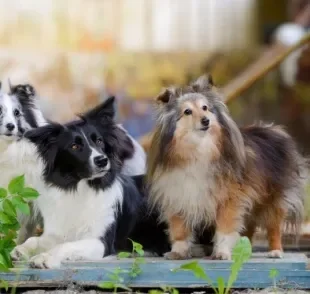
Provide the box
[8,97,167,268]
[0,83,47,243]
[0,83,147,246]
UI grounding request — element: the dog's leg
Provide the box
[266,206,284,258]
[243,221,257,244]
[213,201,243,260]
[11,235,61,261]
[29,238,105,269]
[164,215,193,260]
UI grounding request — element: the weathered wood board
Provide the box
[1,253,310,290]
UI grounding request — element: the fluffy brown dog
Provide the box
[146,75,307,260]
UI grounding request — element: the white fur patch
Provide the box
[213,231,240,260]
[117,124,146,176]
[4,139,123,268]
[29,239,105,268]
[151,160,220,229]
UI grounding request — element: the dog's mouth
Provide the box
[199,126,209,131]
[1,133,22,140]
[88,169,109,180]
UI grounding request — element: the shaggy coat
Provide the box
[147,75,307,260]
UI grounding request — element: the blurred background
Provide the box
[0,0,308,138]
[0,0,310,246]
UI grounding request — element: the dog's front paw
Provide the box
[212,251,231,260]
[30,253,61,269]
[164,251,190,260]
[10,245,30,261]
[267,250,283,259]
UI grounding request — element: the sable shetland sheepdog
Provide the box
[147,74,307,260]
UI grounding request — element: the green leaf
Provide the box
[99,281,115,289]
[117,251,131,259]
[225,237,252,294]
[0,253,9,272]
[8,175,25,194]
[2,199,16,217]
[1,250,12,268]
[177,261,208,280]
[115,284,132,292]
[1,222,20,235]
[21,187,39,199]
[217,277,226,294]
[0,280,9,291]
[149,290,163,294]
[0,188,7,198]
[135,256,145,263]
[172,261,218,294]
[11,197,30,215]
[0,212,13,224]
[129,239,144,256]
[232,236,252,263]
[269,268,279,279]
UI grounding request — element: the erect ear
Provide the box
[191,74,214,92]
[83,96,115,121]
[9,81,36,99]
[25,122,64,145]
[155,87,177,106]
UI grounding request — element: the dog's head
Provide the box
[149,75,245,176]
[0,82,38,142]
[25,97,127,190]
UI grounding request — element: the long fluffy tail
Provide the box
[283,156,309,234]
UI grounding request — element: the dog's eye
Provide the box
[184,109,192,115]
[96,138,103,145]
[202,105,208,111]
[71,143,80,151]
[14,109,21,117]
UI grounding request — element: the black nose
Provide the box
[94,156,108,168]
[6,123,15,131]
[201,117,210,127]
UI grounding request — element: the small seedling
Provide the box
[0,175,40,291]
[99,239,146,293]
[269,268,279,290]
[149,286,179,294]
[172,236,252,294]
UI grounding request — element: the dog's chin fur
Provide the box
[147,75,307,260]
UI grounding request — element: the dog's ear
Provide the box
[83,96,115,121]
[25,123,64,145]
[9,83,36,99]
[191,74,214,92]
[155,87,178,106]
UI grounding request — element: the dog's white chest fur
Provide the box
[152,162,218,227]
[38,180,123,241]
[0,139,123,242]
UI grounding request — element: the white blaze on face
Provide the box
[81,131,110,173]
[0,93,21,138]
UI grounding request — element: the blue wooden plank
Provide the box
[58,253,308,271]
[1,267,310,289]
[3,253,310,289]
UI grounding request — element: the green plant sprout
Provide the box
[269,268,279,290]
[99,239,146,293]
[172,236,252,294]
[149,286,179,294]
[0,175,40,291]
